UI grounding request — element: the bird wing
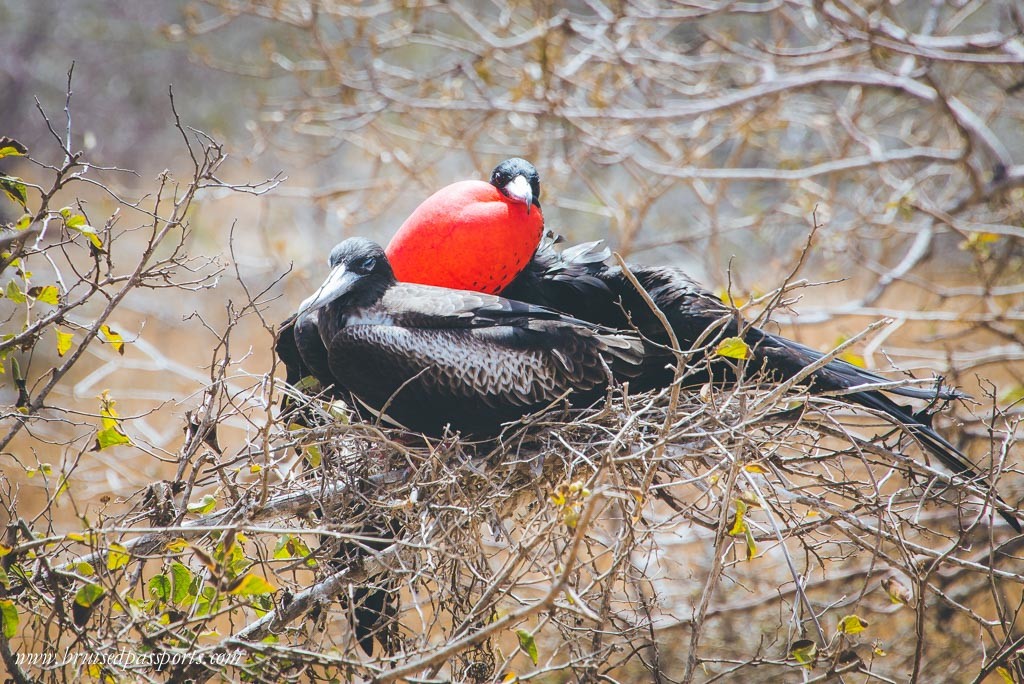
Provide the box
[377,281,604,331]
[329,319,639,410]
[275,314,306,387]
[510,237,964,398]
[498,233,1018,528]
[754,333,964,401]
[504,233,613,308]
[628,265,963,401]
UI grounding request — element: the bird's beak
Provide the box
[298,263,359,315]
[503,174,534,215]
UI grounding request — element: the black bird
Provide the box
[277,237,645,655]
[500,232,1021,530]
[289,237,643,437]
[376,157,1018,530]
[278,237,644,655]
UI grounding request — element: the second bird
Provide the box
[379,158,1020,530]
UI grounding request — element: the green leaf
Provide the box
[149,574,171,602]
[5,280,26,304]
[28,285,59,305]
[958,231,1000,260]
[715,336,750,360]
[74,583,106,608]
[95,425,131,450]
[728,499,758,561]
[56,329,74,357]
[15,214,31,231]
[326,401,349,422]
[0,137,28,158]
[99,324,125,355]
[728,499,748,536]
[1001,385,1024,405]
[294,374,321,393]
[741,525,757,561]
[107,542,130,571]
[0,599,18,639]
[221,538,249,578]
[76,561,95,576]
[93,390,132,450]
[55,474,70,499]
[515,629,539,666]
[227,573,277,596]
[837,614,868,635]
[187,494,217,515]
[165,538,188,553]
[72,583,106,627]
[169,561,193,604]
[195,585,220,617]
[840,351,866,368]
[0,176,28,208]
[790,639,817,668]
[304,444,322,469]
[64,213,103,249]
[273,534,316,567]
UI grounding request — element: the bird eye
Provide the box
[357,256,377,273]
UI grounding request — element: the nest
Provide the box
[15,374,1017,684]
[174,372,1012,682]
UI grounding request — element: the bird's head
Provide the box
[299,238,394,314]
[489,157,541,215]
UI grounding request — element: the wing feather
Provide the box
[324,319,641,435]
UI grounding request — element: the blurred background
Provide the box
[2,0,1023,680]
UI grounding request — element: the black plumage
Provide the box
[501,232,1020,531]
[289,237,643,437]
[277,238,645,655]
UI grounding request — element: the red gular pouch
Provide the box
[386,163,544,295]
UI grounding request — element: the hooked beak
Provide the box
[298,263,359,316]
[503,174,534,215]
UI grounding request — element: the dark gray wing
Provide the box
[275,314,306,387]
[377,281,572,328]
[322,313,641,435]
[293,308,335,389]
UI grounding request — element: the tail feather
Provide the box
[846,389,1020,532]
[752,331,1018,531]
[772,334,965,402]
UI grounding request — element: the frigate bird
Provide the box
[277,236,644,655]
[378,159,1021,531]
[288,236,643,437]
[387,157,543,295]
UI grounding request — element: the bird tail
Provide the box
[760,331,965,402]
[748,330,1018,530]
[837,381,1018,532]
